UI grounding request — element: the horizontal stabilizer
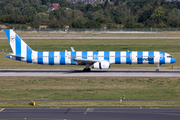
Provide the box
[8,54,24,58]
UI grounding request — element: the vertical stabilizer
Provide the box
[4,29,33,62]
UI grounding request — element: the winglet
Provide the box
[71,47,75,52]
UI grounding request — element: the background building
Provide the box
[47,3,61,12]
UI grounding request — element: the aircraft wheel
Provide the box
[87,68,91,72]
[156,69,159,72]
[83,68,91,72]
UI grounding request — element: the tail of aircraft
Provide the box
[4,29,33,62]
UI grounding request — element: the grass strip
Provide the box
[1,102,180,107]
[0,77,180,101]
[1,31,180,37]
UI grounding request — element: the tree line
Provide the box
[0,0,180,29]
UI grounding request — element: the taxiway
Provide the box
[0,69,180,77]
[0,107,180,120]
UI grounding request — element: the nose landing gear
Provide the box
[156,64,160,72]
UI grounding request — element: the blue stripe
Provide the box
[148,51,154,64]
[126,51,132,64]
[27,45,32,63]
[104,51,109,62]
[160,52,165,64]
[49,52,54,65]
[4,30,10,43]
[82,51,87,59]
[15,35,21,61]
[137,51,143,64]
[115,51,121,64]
[38,52,43,64]
[71,52,76,65]
[60,52,65,65]
[93,51,98,60]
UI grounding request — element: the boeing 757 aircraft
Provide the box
[4,29,176,72]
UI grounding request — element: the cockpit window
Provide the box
[167,56,172,58]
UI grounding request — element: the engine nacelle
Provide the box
[92,61,110,69]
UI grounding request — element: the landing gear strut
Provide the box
[156,64,160,72]
[83,64,91,72]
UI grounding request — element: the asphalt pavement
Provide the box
[0,107,180,120]
[0,69,180,77]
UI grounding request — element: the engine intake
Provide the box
[92,61,110,69]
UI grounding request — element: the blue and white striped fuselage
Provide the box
[7,51,176,65]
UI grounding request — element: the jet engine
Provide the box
[92,61,110,69]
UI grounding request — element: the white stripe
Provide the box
[65,52,71,65]
[132,51,137,64]
[76,51,82,59]
[121,52,126,64]
[87,51,93,60]
[54,52,60,65]
[98,51,104,61]
[154,52,159,64]
[32,51,37,64]
[43,52,49,65]
[10,30,16,55]
[21,40,27,61]
[110,51,115,64]
[143,51,149,64]
[165,53,170,64]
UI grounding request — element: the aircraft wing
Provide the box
[73,58,98,64]
[65,50,99,64]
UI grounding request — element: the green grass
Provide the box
[0,38,179,69]
[1,31,180,37]
[0,77,180,101]
[1,101,180,107]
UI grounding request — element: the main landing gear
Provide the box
[83,68,91,72]
[83,64,91,72]
[156,64,160,72]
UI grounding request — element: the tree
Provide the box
[125,17,135,28]
[41,0,50,5]
[22,6,36,17]
[84,11,94,20]
[86,4,93,11]
[104,0,109,9]
[37,5,48,12]
[71,18,84,28]
[115,16,122,24]
[167,8,180,27]
[31,14,42,28]
[48,22,60,28]
[84,21,101,28]
[114,0,120,6]
[150,7,165,23]
[138,9,153,23]
[96,17,105,23]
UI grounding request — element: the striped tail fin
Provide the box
[4,29,34,63]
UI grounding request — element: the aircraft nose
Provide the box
[171,58,176,63]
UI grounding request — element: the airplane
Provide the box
[4,29,176,72]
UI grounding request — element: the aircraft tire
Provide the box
[83,68,91,72]
[156,69,159,72]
